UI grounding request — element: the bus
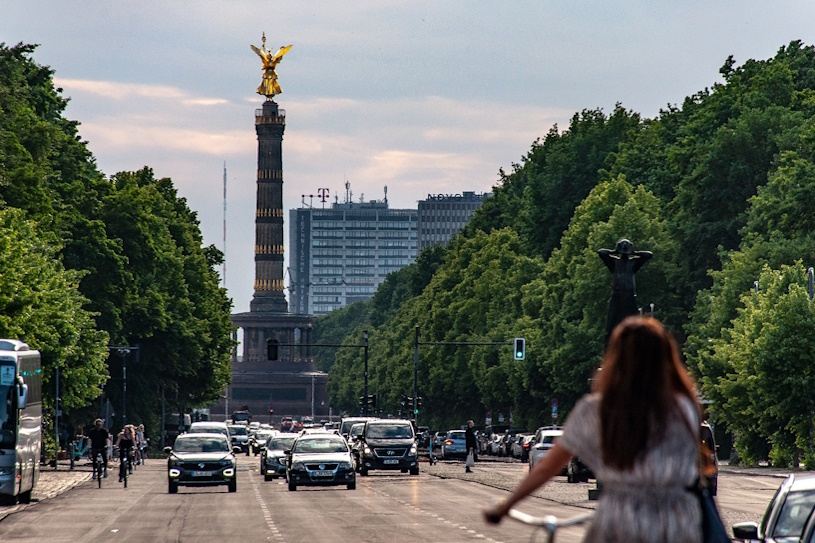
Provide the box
[0,340,42,505]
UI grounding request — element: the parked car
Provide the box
[441,430,468,460]
[501,428,528,457]
[357,419,419,476]
[700,421,719,496]
[286,433,356,491]
[566,456,593,483]
[512,433,533,459]
[261,433,298,481]
[519,434,536,462]
[732,473,815,542]
[164,433,240,494]
[488,434,504,456]
[432,431,446,449]
[528,428,563,469]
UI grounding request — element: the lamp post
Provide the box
[108,345,138,429]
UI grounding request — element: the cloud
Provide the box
[55,77,228,106]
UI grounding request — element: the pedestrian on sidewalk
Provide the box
[465,420,477,473]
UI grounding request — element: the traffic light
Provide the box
[370,394,378,409]
[267,338,279,361]
[400,394,407,407]
[268,408,274,415]
[358,396,365,408]
[514,337,526,360]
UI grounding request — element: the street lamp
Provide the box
[108,344,138,429]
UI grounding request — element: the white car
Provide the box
[528,428,563,469]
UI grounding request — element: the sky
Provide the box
[3,1,815,314]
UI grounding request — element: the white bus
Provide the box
[0,340,42,504]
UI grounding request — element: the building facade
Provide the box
[289,201,418,316]
[417,191,490,250]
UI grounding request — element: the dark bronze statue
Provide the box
[598,239,652,344]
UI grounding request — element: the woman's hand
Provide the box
[483,501,508,524]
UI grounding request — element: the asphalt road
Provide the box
[0,456,793,542]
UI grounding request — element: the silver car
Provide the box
[528,429,563,469]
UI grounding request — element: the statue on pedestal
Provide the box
[598,239,652,344]
[251,33,292,99]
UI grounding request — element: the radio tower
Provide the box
[223,161,227,287]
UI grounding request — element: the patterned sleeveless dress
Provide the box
[559,393,702,543]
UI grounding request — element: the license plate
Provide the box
[383,459,399,465]
[191,470,213,477]
[313,470,333,477]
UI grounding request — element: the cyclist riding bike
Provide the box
[88,418,109,479]
[114,425,136,482]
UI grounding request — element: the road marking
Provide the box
[367,482,495,541]
[250,473,286,542]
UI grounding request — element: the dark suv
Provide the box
[357,419,419,476]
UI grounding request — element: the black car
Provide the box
[286,433,356,491]
[164,433,240,494]
[733,473,815,542]
[261,433,298,481]
[357,419,419,476]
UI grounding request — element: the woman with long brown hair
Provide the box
[484,316,703,542]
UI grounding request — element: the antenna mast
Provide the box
[223,161,227,287]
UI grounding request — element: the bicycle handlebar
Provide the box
[506,508,593,533]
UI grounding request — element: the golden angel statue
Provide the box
[251,33,293,98]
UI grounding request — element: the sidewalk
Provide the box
[0,458,92,522]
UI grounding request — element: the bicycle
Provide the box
[506,508,593,543]
[119,450,130,488]
[92,449,104,488]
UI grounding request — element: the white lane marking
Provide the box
[251,473,286,542]
[367,481,494,540]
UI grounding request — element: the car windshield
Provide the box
[267,435,297,450]
[367,424,413,439]
[293,437,348,454]
[174,436,229,453]
[773,490,815,538]
[447,431,465,440]
[228,426,248,435]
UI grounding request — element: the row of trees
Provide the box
[0,43,233,442]
[317,41,815,467]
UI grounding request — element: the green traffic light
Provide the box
[414,409,419,415]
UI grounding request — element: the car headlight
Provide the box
[410,444,418,455]
[290,461,305,471]
[220,459,233,466]
[363,446,372,455]
[0,466,14,476]
[338,461,352,470]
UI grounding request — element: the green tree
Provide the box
[0,209,110,408]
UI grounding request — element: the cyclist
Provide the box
[134,424,146,465]
[88,418,109,479]
[484,317,705,542]
[114,424,136,482]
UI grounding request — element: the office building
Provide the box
[289,199,418,316]
[417,191,490,250]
